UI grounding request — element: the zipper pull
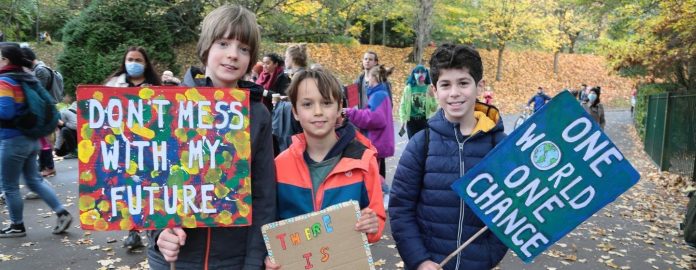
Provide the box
[458,142,464,152]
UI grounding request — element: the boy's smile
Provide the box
[206,38,250,88]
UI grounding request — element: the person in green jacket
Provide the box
[398,65,437,138]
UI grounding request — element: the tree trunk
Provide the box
[369,22,374,45]
[36,1,40,43]
[675,61,688,90]
[688,59,696,92]
[412,0,434,64]
[496,44,505,81]
[382,18,387,46]
[553,50,560,75]
[569,33,579,54]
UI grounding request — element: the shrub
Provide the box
[634,83,680,139]
[58,0,177,96]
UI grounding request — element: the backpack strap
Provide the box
[420,124,430,173]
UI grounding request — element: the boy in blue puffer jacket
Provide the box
[389,44,508,270]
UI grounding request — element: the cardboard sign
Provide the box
[262,201,375,270]
[76,86,252,230]
[451,91,640,262]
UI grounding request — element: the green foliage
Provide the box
[162,0,204,44]
[431,0,473,44]
[327,36,360,47]
[58,0,178,96]
[618,65,648,77]
[355,17,415,48]
[37,0,79,41]
[600,0,696,92]
[0,0,36,41]
[634,83,679,139]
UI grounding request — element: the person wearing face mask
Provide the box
[104,46,161,87]
[582,86,605,130]
[398,65,437,139]
[103,46,161,250]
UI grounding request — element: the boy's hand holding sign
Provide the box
[262,201,376,270]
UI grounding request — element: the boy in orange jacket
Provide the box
[266,68,385,268]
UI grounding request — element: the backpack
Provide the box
[36,64,63,103]
[0,74,60,138]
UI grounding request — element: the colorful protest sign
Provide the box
[451,91,640,263]
[77,85,252,231]
[262,201,375,270]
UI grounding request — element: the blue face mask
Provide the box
[588,93,597,102]
[126,62,145,77]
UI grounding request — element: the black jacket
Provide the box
[148,67,277,270]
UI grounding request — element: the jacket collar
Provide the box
[289,123,375,174]
[429,101,503,139]
[367,82,387,96]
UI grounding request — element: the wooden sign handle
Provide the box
[437,227,488,269]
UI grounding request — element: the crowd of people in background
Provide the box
[0,43,73,238]
[0,4,622,269]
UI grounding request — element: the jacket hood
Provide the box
[182,66,263,102]
[367,82,388,97]
[0,67,39,85]
[428,101,503,139]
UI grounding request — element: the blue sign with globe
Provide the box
[451,91,640,263]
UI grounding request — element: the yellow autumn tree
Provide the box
[477,0,545,81]
[537,0,593,75]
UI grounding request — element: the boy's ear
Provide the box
[291,106,299,121]
[477,79,486,96]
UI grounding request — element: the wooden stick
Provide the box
[169,227,177,270]
[437,227,488,269]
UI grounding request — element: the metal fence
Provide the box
[642,93,696,181]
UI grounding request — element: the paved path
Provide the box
[1,110,693,269]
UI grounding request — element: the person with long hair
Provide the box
[398,64,437,139]
[104,46,160,249]
[344,65,395,179]
[284,44,308,80]
[0,42,72,238]
[257,52,290,110]
[582,86,606,130]
[104,46,161,87]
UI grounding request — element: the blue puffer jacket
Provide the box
[389,102,508,270]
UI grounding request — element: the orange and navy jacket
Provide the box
[274,125,386,243]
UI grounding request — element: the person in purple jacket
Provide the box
[344,64,395,180]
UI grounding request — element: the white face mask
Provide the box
[125,62,145,77]
[588,93,597,102]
